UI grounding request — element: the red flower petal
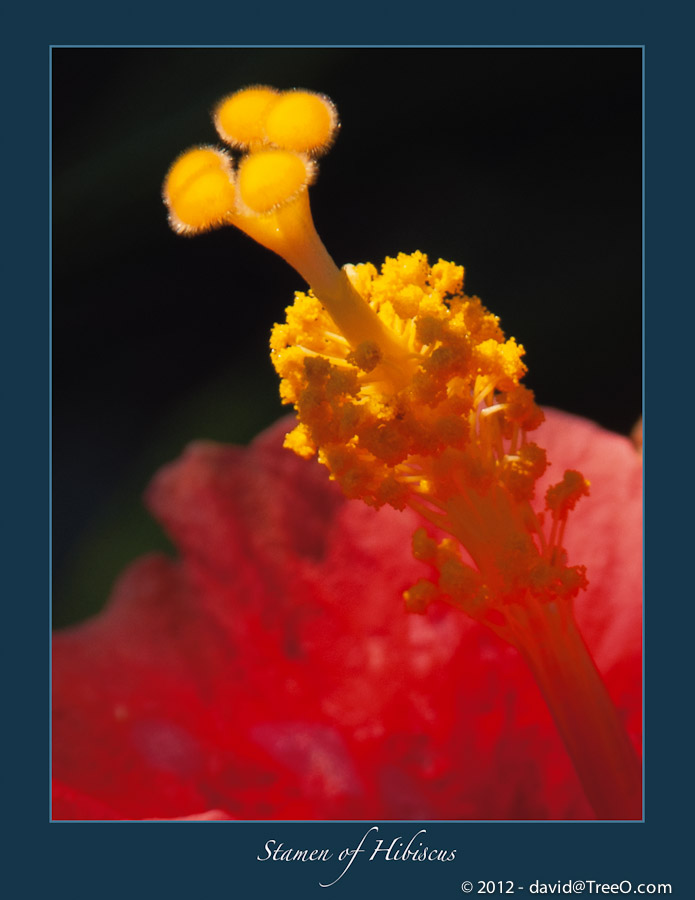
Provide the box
[52,778,126,820]
[52,410,641,820]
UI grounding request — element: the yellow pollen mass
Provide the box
[214,86,279,149]
[271,251,589,629]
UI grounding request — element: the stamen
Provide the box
[480,403,507,417]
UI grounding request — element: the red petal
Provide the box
[53,410,641,820]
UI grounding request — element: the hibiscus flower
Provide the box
[52,86,642,821]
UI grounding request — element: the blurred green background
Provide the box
[52,47,642,627]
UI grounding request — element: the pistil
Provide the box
[162,85,642,820]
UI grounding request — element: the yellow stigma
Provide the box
[214,86,279,149]
[163,147,236,235]
[163,87,590,636]
[263,90,338,155]
[237,149,315,214]
[214,86,337,155]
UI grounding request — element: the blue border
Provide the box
[18,0,680,891]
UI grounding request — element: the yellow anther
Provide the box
[236,149,315,215]
[546,470,591,517]
[412,527,438,562]
[263,90,338,155]
[403,579,438,614]
[346,341,383,373]
[214,86,279,149]
[163,146,236,235]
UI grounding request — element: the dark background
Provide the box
[52,48,641,625]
